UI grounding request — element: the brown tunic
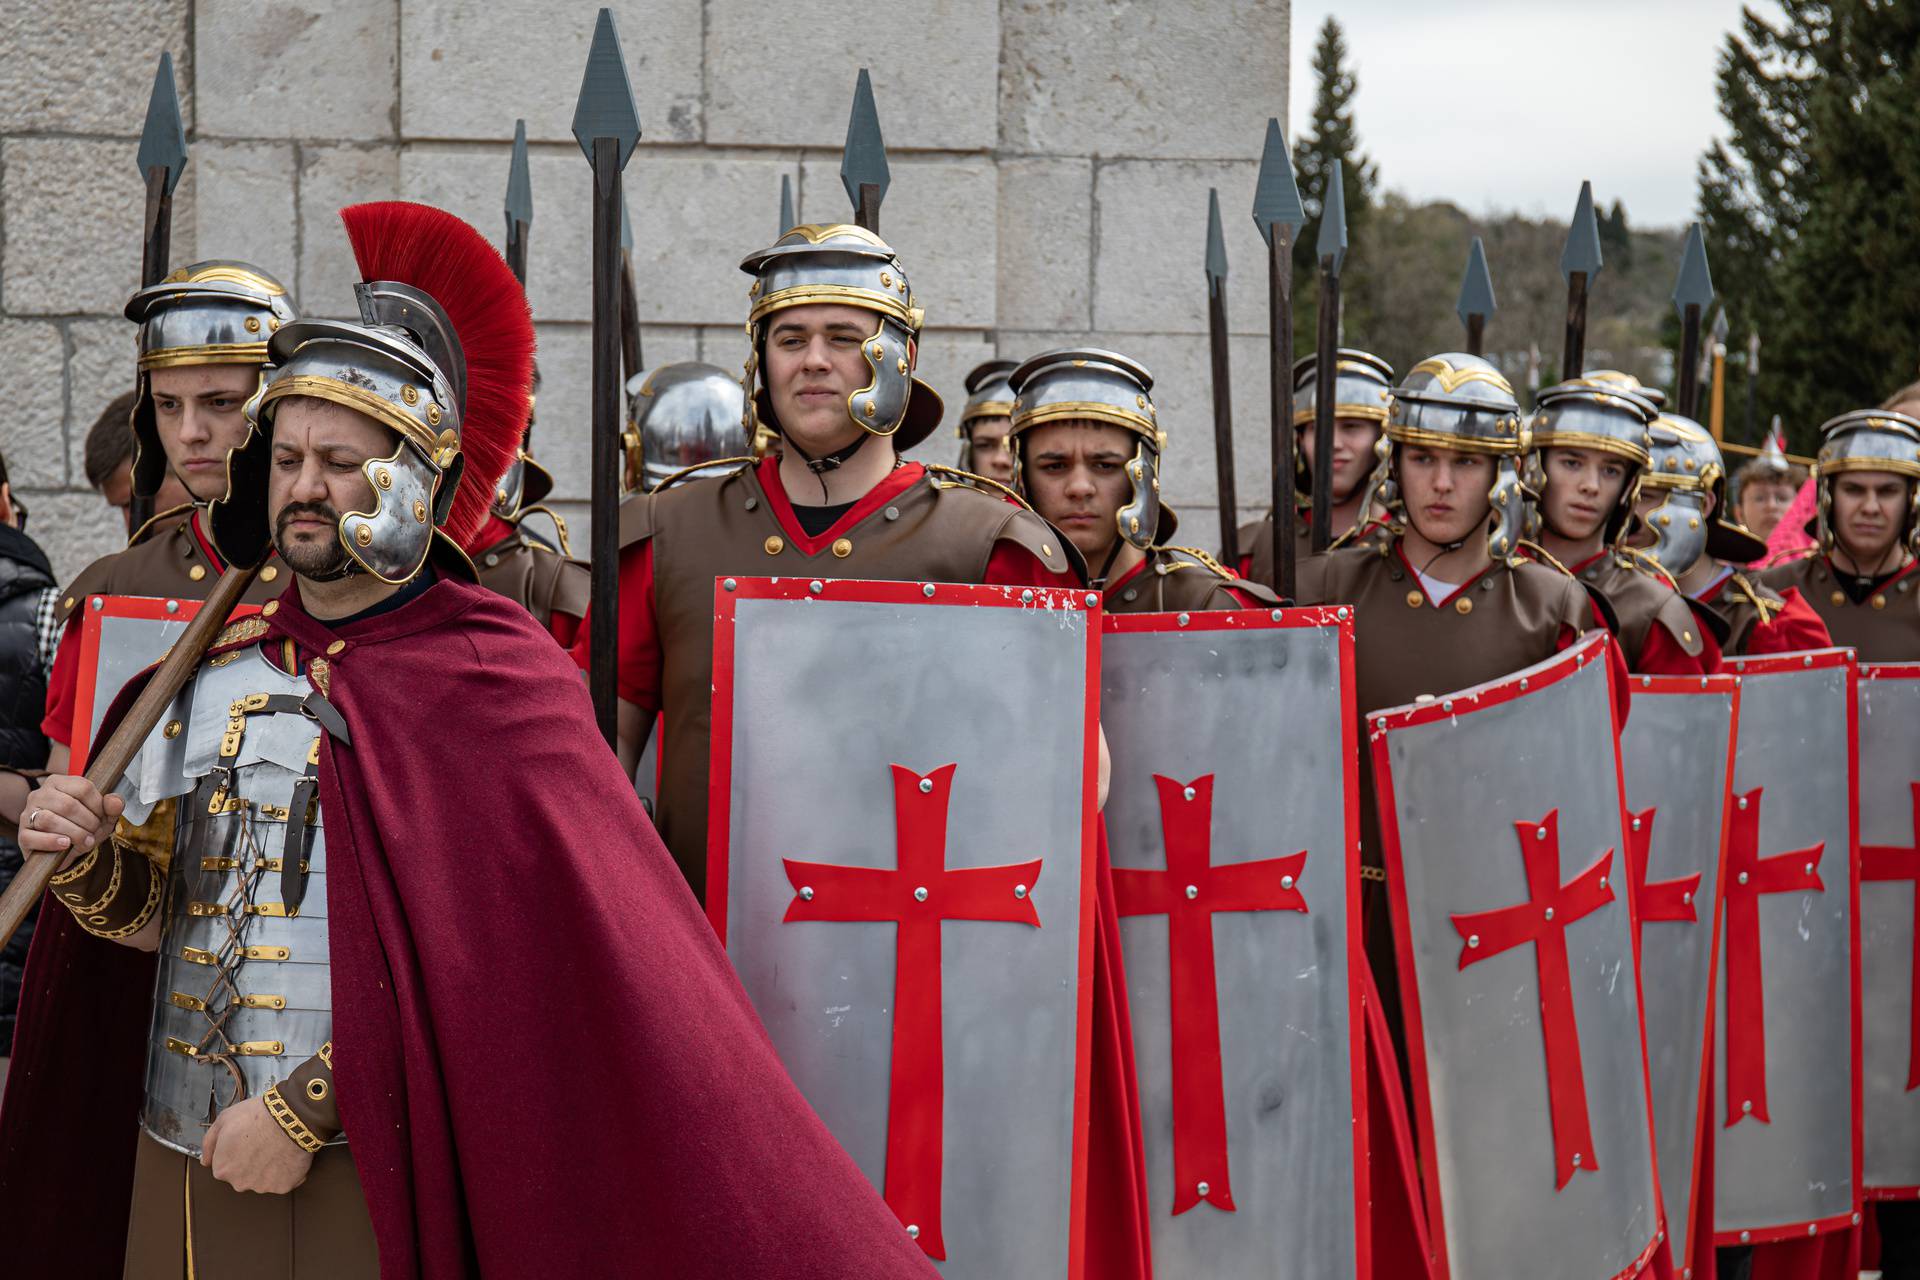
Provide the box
[1758,553,1920,662]
[471,526,589,634]
[1104,546,1278,614]
[1710,570,1791,656]
[1236,505,1389,592]
[631,462,1077,898]
[53,504,287,633]
[1565,548,1712,671]
[1298,538,1597,1057]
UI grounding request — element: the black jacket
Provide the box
[0,523,53,1054]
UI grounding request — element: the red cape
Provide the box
[2,577,937,1278]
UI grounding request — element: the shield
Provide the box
[70,593,260,763]
[1618,674,1739,1270]
[1372,631,1665,1280]
[708,576,1099,1275]
[1713,649,1860,1245]
[1859,662,1920,1197]
[1101,605,1365,1277]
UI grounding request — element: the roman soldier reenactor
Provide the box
[32,264,296,781]
[0,202,939,1280]
[622,360,752,493]
[1760,409,1920,662]
[462,415,589,648]
[1524,375,1725,674]
[1006,347,1276,613]
[955,357,1018,486]
[1633,411,1831,655]
[1235,348,1394,582]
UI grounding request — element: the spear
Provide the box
[1252,119,1306,601]
[1745,329,1760,444]
[130,51,188,531]
[1309,160,1348,553]
[618,191,644,381]
[842,68,889,231]
[572,7,642,748]
[1672,222,1713,420]
[1708,307,1730,440]
[1559,181,1603,381]
[1203,190,1239,568]
[503,119,532,286]
[1456,236,1496,357]
[780,173,796,235]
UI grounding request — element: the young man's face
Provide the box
[1735,477,1797,542]
[1397,444,1493,547]
[763,303,888,458]
[1539,446,1632,544]
[148,363,260,502]
[966,419,1014,485]
[1021,419,1136,561]
[1830,472,1911,564]
[267,397,388,579]
[1299,417,1381,502]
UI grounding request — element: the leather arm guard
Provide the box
[264,1041,340,1153]
[49,834,164,941]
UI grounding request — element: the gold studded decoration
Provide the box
[401,385,419,405]
[864,402,876,418]
[1406,591,1424,608]
[244,316,262,333]
[326,640,346,657]
[259,565,279,583]
[413,500,428,523]
[1832,590,1847,606]
[164,720,183,739]
[375,467,392,489]
[1454,597,1474,615]
[425,403,442,426]
[832,538,853,558]
[355,525,374,546]
[262,600,281,618]
[188,564,207,582]
[763,535,784,555]
[1873,594,1888,610]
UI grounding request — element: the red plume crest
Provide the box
[339,201,535,545]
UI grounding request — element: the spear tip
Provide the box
[1456,236,1497,325]
[840,67,890,211]
[1672,222,1715,316]
[1205,188,1228,287]
[1559,180,1603,279]
[1315,158,1348,271]
[504,118,534,227]
[1251,117,1305,243]
[136,50,189,193]
[571,7,642,168]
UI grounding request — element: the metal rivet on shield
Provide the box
[1536,826,1547,839]
[1700,677,1710,689]
[1544,907,1555,921]
[1804,862,1814,875]
[1085,593,1099,608]
[1442,699,1453,712]
[1468,934,1480,949]
[914,886,929,902]
[809,580,824,594]
[1808,1224,1818,1236]
[1572,1153,1582,1167]
[1196,1181,1210,1197]
[800,886,814,901]
[1803,655,1813,667]
[1737,796,1749,810]
[1183,786,1196,801]
[1376,717,1387,731]
[1271,609,1284,622]
[1185,885,1198,900]
[1014,884,1028,899]
[1022,589,1035,603]
[1741,1099,1752,1114]
[1177,612,1191,626]
[919,778,933,794]
[1598,877,1609,891]
[1682,891,1693,906]
[1631,817,1642,831]
[1854,1213,1863,1225]
[923,584,935,598]
[91,596,105,610]
[1281,875,1295,890]
[907,1225,920,1240]
[165,599,179,614]
[1740,1231,1751,1243]
[1337,606,1350,620]
[1641,676,1651,688]
[1518,677,1529,691]
[1738,871,1750,885]
[723,578,737,591]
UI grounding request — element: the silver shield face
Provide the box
[1619,677,1740,1266]
[710,578,1099,1273]
[1373,633,1663,1280]
[70,597,226,764]
[1858,663,1920,1193]
[1714,650,1859,1241]
[1101,608,1363,1276]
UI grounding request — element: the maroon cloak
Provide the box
[1,576,937,1278]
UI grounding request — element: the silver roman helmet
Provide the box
[956,358,1018,472]
[1638,413,1767,573]
[624,361,750,491]
[1294,348,1395,498]
[1354,352,1532,557]
[125,261,299,500]
[1584,369,1667,412]
[737,223,942,453]
[1811,409,1920,554]
[1527,376,1657,547]
[1008,348,1163,552]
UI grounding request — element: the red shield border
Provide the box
[71,592,262,763]
[1103,604,1369,1277]
[1862,660,1920,1203]
[705,575,1101,1278]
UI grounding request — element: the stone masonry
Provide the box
[2,0,1290,585]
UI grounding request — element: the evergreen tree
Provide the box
[1293,18,1378,344]
[1599,200,1634,273]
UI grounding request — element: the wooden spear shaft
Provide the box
[1270,226,1297,603]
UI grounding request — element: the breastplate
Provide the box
[136,646,335,1157]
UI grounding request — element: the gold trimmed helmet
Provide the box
[1292,347,1394,496]
[1007,348,1162,553]
[1526,376,1658,548]
[1639,412,1767,573]
[1353,352,1533,558]
[123,261,298,501]
[1811,409,1920,554]
[737,223,942,452]
[955,359,1017,472]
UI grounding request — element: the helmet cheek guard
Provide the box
[1113,435,1163,553]
[338,442,445,584]
[849,315,916,437]
[1641,487,1712,575]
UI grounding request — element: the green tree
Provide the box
[1293,17,1378,343]
[1698,2,1920,449]
[1599,199,1634,273]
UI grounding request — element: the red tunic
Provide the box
[1696,573,1833,656]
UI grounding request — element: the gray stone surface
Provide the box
[297,145,401,318]
[67,319,139,482]
[997,158,1093,332]
[17,489,131,588]
[706,0,999,150]
[0,5,192,135]
[1000,0,1288,159]
[2,137,196,316]
[193,142,298,280]
[401,1,703,144]
[195,0,397,141]
[1,321,71,488]
[531,321,699,504]
[1092,158,1266,335]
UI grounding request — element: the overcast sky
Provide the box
[1288,0,1776,229]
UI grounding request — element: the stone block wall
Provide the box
[2,0,1289,585]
